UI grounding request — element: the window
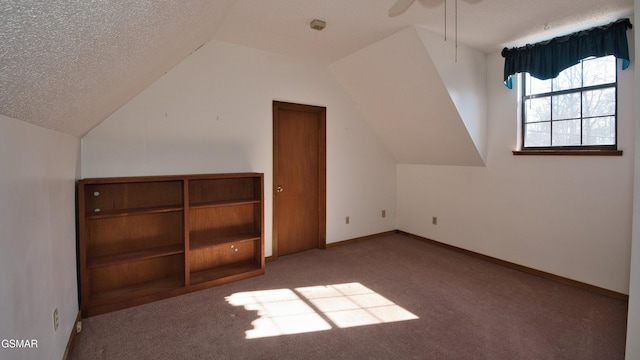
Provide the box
[521,55,617,150]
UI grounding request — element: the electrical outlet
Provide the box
[53,308,59,331]
[346,216,350,224]
[432,216,438,225]
[381,210,386,218]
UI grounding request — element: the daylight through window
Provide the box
[521,55,617,149]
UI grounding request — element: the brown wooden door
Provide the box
[273,101,326,258]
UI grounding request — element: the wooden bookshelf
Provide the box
[77,173,264,317]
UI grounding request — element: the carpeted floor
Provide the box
[70,234,628,360]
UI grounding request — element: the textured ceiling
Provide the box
[0,0,236,136]
[0,0,634,137]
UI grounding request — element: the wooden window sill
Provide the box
[513,149,623,156]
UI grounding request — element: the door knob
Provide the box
[276,186,284,193]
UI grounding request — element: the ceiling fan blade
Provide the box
[388,0,416,17]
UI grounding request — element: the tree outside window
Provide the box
[521,55,617,150]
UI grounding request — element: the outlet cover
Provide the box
[53,308,59,331]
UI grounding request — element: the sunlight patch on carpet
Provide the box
[226,282,419,339]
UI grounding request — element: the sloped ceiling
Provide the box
[0,0,237,136]
[331,26,486,165]
[0,0,633,143]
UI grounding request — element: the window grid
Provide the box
[521,58,618,150]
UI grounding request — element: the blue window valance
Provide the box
[501,18,633,88]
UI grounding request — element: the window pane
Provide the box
[553,62,582,91]
[583,56,616,86]
[520,56,617,150]
[583,88,615,117]
[583,116,616,145]
[552,119,581,146]
[524,97,550,123]
[524,122,550,147]
[552,93,581,120]
[525,73,551,95]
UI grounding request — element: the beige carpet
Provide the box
[70,233,628,360]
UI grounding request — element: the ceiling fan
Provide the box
[388,0,482,17]
[388,0,483,61]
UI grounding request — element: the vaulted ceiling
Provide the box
[331,26,488,165]
[0,0,633,152]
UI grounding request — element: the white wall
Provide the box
[397,51,635,294]
[0,115,80,360]
[81,40,398,255]
[415,26,488,162]
[330,26,485,166]
[626,2,640,357]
